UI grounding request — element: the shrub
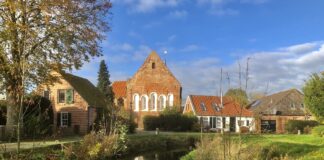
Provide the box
[285,120,319,134]
[0,100,6,125]
[143,107,198,131]
[67,124,128,159]
[240,126,249,133]
[312,125,324,137]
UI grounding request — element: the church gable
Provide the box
[129,51,181,86]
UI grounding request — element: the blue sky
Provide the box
[73,0,324,98]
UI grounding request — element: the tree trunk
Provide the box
[5,94,19,138]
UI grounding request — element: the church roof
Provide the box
[60,71,106,108]
[112,81,127,98]
[188,95,253,117]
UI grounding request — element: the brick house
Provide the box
[112,51,182,128]
[183,95,254,132]
[38,71,105,135]
[248,89,312,133]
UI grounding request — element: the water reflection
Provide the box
[123,149,189,160]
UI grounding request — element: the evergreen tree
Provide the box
[96,60,114,130]
[97,60,114,102]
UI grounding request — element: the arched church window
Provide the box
[133,94,139,111]
[158,95,166,111]
[168,94,174,107]
[141,96,148,111]
[150,93,157,110]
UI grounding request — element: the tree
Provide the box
[0,0,112,153]
[97,60,114,102]
[303,72,324,122]
[225,88,249,106]
[96,60,114,131]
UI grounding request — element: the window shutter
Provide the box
[65,89,74,104]
[68,113,72,127]
[57,113,61,127]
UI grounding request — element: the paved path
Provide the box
[0,136,81,153]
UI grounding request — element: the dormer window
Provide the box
[212,103,220,112]
[152,62,155,69]
[200,102,207,111]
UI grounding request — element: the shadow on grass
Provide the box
[260,142,323,160]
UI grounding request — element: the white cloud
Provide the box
[180,44,200,52]
[169,10,188,19]
[196,0,268,16]
[169,41,324,99]
[112,0,182,13]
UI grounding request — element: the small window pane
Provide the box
[61,112,69,127]
[200,103,206,111]
[58,90,65,103]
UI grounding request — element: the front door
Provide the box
[230,117,236,132]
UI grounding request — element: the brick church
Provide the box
[112,51,182,128]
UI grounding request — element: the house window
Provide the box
[141,96,148,110]
[57,89,74,104]
[202,117,209,127]
[58,90,65,103]
[152,62,156,69]
[43,90,50,99]
[200,102,207,111]
[216,117,222,128]
[246,120,250,126]
[238,120,245,126]
[61,112,69,127]
[212,103,220,112]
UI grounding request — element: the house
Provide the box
[248,89,311,133]
[183,95,254,132]
[112,51,182,128]
[38,71,106,135]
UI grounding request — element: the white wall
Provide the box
[197,116,255,133]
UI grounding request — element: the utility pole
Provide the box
[245,57,251,92]
[220,68,223,108]
[238,61,242,90]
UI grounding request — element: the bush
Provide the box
[0,100,6,125]
[143,107,198,131]
[285,120,319,134]
[23,95,54,138]
[312,125,324,137]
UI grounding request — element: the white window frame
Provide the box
[158,95,166,111]
[168,94,174,107]
[150,92,157,111]
[61,112,69,127]
[133,94,140,112]
[141,95,149,111]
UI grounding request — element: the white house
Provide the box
[183,95,255,132]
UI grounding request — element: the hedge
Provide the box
[143,109,198,132]
[285,120,319,134]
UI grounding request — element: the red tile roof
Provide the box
[189,95,253,117]
[112,81,127,98]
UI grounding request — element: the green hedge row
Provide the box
[285,120,319,134]
[143,110,198,132]
[312,125,324,137]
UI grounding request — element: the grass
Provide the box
[1,132,323,160]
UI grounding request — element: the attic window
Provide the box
[200,102,207,111]
[152,62,156,69]
[212,103,220,112]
